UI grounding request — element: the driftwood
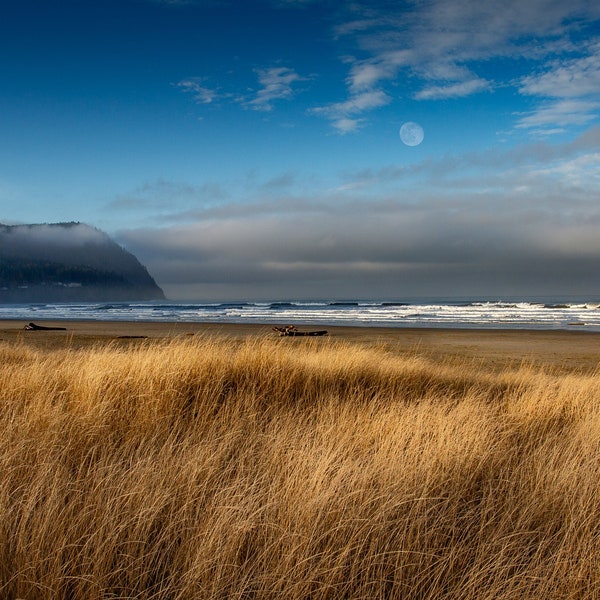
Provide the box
[23,322,67,331]
[273,325,328,337]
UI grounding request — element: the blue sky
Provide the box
[1,0,599,300]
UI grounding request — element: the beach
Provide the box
[2,318,599,373]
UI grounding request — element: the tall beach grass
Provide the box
[0,335,599,599]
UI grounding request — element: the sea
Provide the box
[2,297,600,331]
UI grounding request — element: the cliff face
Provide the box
[0,222,165,302]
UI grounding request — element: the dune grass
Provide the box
[0,335,599,599]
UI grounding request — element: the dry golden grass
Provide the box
[0,335,599,599]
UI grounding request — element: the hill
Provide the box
[0,222,165,302]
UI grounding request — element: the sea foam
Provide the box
[1,299,599,331]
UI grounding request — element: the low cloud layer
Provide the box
[118,206,600,300]
[116,128,600,300]
[1,223,108,256]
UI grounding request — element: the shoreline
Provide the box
[2,319,599,373]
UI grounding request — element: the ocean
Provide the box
[2,298,600,331]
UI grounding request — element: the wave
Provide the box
[381,302,410,307]
[217,302,255,309]
[97,304,132,311]
[1,298,600,331]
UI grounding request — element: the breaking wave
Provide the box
[1,298,600,331]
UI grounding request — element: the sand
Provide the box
[1,319,599,374]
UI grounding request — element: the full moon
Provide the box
[399,121,424,146]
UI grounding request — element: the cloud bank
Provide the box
[116,127,600,300]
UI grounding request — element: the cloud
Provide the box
[177,66,308,114]
[170,1,599,133]
[115,126,600,300]
[118,198,600,299]
[530,152,600,188]
[2,223,109,260]
[341,126,600,201]
[515,99,600,130]
[310,89,390,132]
[261,172,296,191]
[346,53,412,92]
[520,47,600,98]
[176,78,218,104]
[515,44,600,132]
[313,0,600,132]
[244,66,306,111]
[329,117,363,134]
[414,78,490,100]
[107,179,227,216]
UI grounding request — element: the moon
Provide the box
[399,121,424,146]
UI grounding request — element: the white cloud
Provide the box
[347,53,412,92]
[176,65,308,116]
[415,78,490,100]
[311,89,390,132]
[245,66,305,111]
[314,0,600,132]
[515,44,600,131]
[176,78,218,104]
[331,117,363,134]
[170,2,599,135]
[172,1,599,134]
[515,99,600,130]
[520,49,600,98]
[315,89,391,115]
[531,152,600,188]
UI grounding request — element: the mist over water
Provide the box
[2,298,600,331]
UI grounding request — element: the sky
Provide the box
[1,0,599,301]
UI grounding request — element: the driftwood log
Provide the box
[273,325,328,337]
[23,322,67,331]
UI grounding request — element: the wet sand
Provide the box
[1,319,599,374]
